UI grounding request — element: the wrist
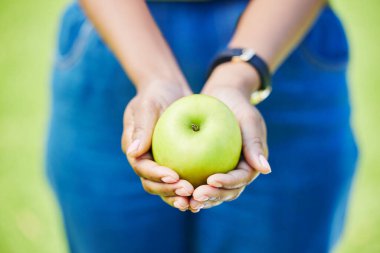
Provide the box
[135,80,192,112]
[136,77,191,96]
[204,62,260,100]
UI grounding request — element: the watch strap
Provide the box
[207,48,271,92]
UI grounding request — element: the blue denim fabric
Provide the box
[46,1,358,253]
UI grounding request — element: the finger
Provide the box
[189,198,204,213]
[202,200,223,210]
[129,155,179,183]
[161,196,190,212]
[189,197,224,212]
[141,178,194,197]
[128,100,159,157]
[192,185,244,204]
[207,161,260,189]
[240,109,271,174]
[121,104,135,154]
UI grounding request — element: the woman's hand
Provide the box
[189,63,271,212]
[121,81,194,211]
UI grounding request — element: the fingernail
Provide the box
[197,196,209,202]
[190,202,204,213]
[127,139,140,155]
[259,155,272,173]
[161,176,177,184]
[210,181,222,188]
[175,188,191,196]
[173,200,186,211]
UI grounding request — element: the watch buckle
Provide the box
[232,48,256,63]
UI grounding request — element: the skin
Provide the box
[80,0,326,212]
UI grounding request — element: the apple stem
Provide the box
[191,123,200,132]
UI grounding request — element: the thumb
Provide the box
[127,101,159,158]
[240,114,271,174]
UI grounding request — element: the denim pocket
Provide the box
[55,4,94,70]
[298,6,349,72]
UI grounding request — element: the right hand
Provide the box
[121,81,194,211]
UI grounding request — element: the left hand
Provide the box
[121,81,194,212]
[189,63,272,212]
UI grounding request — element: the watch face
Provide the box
[250,87,272,105]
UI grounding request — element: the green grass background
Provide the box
[0,0,379,252]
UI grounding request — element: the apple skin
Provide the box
[152,94,242,187]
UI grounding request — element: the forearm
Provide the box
[79,0,187,91]
[205,0,326,95]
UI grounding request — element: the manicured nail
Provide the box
[259,155,272,173]
[175,188,191,196]
[197,196,209,202]
[210,181,222,188]
[161,176,177,184]
[127,139,140,155]
[173,201,186,211]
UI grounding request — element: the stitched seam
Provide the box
[55,20,94,70]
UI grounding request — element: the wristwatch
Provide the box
[208,48,272,105]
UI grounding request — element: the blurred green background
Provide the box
[0,0,379,252]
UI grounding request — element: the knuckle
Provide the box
[124,100,136,118]
[162,189,175,197]
[124,122,133,133]
[245,169,256,185]
[244,137,264,151]
[141,181,149,192]
[251,137,264,147]
[161,185,175,197]
[227,174,242,188]
[142,181,154,194]
[222,173,244,189]
[131,164,143,178]
[133,126,145,139]
[229,173,239,182]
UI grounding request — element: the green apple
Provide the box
[152,94,242,187]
